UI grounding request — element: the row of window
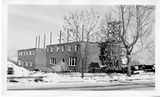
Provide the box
[48,45,79,53]
[18,51,35,56]
[18,60,33,67]
[49,57,77,66]
[50,57,57,64]
[68,57,77,66]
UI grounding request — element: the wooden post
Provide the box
[50,32,52,44]
[38,35,40,48]
[44,33,46,48]
[35,32,37,48]
[67,28,69,43]
[82,24,84,41]
[59,30,62,44]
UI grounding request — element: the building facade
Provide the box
[46,41,101,73]
[17,41,123,73]
[17,48,47,71]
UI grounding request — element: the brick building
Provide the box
[46,41,101,72]
[17,48,47,71]
[17,41,123,73]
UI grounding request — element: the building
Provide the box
[17,48,48,71]
[17,41,123,73]
[46,41,101,73]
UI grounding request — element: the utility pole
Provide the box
[59,30,62,44]
[43,33,46,48]
[38,35,40,48]
[50,32,52,44]
[35,32,37,48]
[81,24,84,42]
[67,28,69,43]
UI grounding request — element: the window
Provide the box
[25,62,28,67]
[18,52,21,56]
[31,51,35,55]
[68,57,77,66]
[29,51,32,55]
[68,46,71,51]
[26,51,29,55]
[56,46,60,52]
[29,61,33,67]
[75,45,78,51]
[22,52,24,56]
[50,47,54,52]
[22,52,25,56]
[18,60,21,66]
[24,51,26,55]
[47,48,49,52]
[63,58,65,62]
[8,67,14,75]
[62,46,65,52]
[50,57,56,64]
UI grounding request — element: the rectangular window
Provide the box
[62,46,65,52]
[25,62,28,67]
[75,45,78,51]
[50,57,56,64]
[31,51,35,55]
[30,61,32,66]
[56,46,60,52]
[69,57,77,66]
[26,51,29,55]
[29,51,32,55]
[22,51,25,56]
[47,48,49,52]
[18,60,21,66]
[8,67,14,75]
[18,52,21,56]
[50,47,54,52]
[68,46,71,51]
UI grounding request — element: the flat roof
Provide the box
[46,41,99,47]
[17,48,45,52]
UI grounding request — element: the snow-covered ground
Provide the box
[7,61,155,90]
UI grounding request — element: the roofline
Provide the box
[46,41,99,47]
[17,48,45,51]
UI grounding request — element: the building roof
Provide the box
[18,48,45,52]
[46,41,99,47]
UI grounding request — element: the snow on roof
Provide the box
[7,61,31,76]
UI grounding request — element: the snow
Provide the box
[7,61,155,90]
[7,72,154,90]
[7,61,31,77]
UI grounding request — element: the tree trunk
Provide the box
[126,54,131,76]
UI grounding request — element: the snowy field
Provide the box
[7,72,155,90]
[7,61,155,90]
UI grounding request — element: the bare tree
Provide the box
[62,9,100,78]
[98,5,154,76]
[118,5,154,76]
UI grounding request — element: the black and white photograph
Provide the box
[5,1,157,94]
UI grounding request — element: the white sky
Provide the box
[8,5,155,64]
[8,5,113,57]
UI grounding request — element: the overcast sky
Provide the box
[8,5,113,57]
[8,5,155,64]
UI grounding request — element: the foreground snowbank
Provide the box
[7,72,155,90]
[8,72,155,84]
[7,61,31,77]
